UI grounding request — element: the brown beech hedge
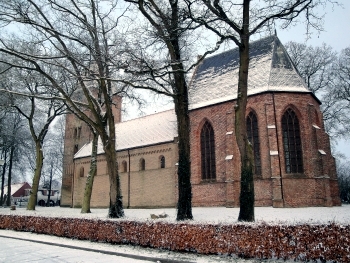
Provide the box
[0,215,349,262]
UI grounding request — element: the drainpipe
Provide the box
[127,149,131,209]
[272,92,284,206]
[71,160,75,208]
[264,104,273,178]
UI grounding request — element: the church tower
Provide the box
[60,95,122,207]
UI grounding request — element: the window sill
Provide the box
[283,173,306,179]
[200,179,217,184]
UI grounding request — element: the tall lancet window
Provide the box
[200,121,216,180]
[246,111,262,176]
[282,109,304,173]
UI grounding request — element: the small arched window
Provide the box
[122,160,127,173]
[246,111,262,176]
[282,108,303,173]
[160,156,165,168]
[77,126,82,139]
[79,167,84,177]
[73,126,82,139]
[200,121,216,180]
[139,158,145,171]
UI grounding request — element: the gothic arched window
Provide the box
[200,121,216,180]
[246,111,262,176]
[139,158,145,171]
[282,109,303,173]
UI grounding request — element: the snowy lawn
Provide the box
[1,205,349,225]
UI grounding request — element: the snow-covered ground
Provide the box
[1,205,349,225]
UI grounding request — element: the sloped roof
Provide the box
[189,35,310,110]
[74,109,177,159]
[3,182,31,196]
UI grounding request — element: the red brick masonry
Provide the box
[0,215,348,262]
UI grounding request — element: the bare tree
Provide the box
[41,118,65,206]
[81,128,98,213]
[0,110,29,206]
[285,42,350,139]
[337,160,350,203]
[0,0,134,217]
[185,0,335,221]
[285,42,336,93]
[335,47,350,101]
[123,0,224,220]
[0,66,66,209]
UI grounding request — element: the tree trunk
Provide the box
[6,146,14,206]
[27,141,44,210]
[46,164,53,207]
[236,0,255,222]
[175,88,193,221]
[0,152,7,206]
[173,59,193,221]
[105,140,124,218]
[103,99,124,218]
[81,131,98,213]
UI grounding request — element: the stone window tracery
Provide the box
[282,109,303,173]
[246,111,262,176]
[200,121,216,180]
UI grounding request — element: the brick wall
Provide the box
[189,91,341,208]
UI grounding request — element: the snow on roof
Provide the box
[189,35,309,110]
[3,182,30,196]
[74,109,177,159]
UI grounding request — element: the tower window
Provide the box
[74,127,82,139]
[74,144,79,155]
[246,111,262,176]
[282,109,303,173]
[200,121,216,180]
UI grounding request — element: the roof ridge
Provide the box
[121,108,174,124]
[202,34,277,60]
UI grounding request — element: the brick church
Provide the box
[61,35,341,209]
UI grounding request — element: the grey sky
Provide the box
[278,1,350,52]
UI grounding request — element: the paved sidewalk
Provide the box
[0,230,195,263]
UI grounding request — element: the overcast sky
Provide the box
[277,1,350,52]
